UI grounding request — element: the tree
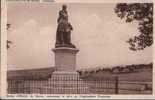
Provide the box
[115,3,153,51]
[7,24,12,49]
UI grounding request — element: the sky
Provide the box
[7,3,152,70]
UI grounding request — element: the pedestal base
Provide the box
[47,71,89,94]
[52,47,79,71]
[51,47,88,94]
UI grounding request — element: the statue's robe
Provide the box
[56,10,68,45]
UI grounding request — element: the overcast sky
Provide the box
[7,3,152,70]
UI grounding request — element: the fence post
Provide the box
[77,74,78,94]
[115,76,119,94]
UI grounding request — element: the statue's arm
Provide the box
[69,23,73,30]
[57,11,68,22]
[57,11,62,23]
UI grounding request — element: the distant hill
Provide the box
[78,63,152,82]
[7,67,55,80]
[7,63,152,82]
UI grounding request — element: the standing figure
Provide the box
[55,4,75,48]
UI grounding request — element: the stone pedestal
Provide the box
[52,47,79,71]
[50,47,89,94]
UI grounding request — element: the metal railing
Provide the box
[7,75,152,94]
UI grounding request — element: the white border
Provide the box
[1,0,7,98]
[1,0,155,99]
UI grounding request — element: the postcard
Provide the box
[0,0,154,99]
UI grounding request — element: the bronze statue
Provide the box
[55,4,75,48]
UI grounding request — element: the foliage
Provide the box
[115,3,153,51]
[7,40,12,49]
[7,24,12,49]
[78,63,152,77]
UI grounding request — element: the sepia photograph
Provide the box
[5,1,153,96]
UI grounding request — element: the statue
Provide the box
[55,4,75,48]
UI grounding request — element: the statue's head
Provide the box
[62,4,67,10]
